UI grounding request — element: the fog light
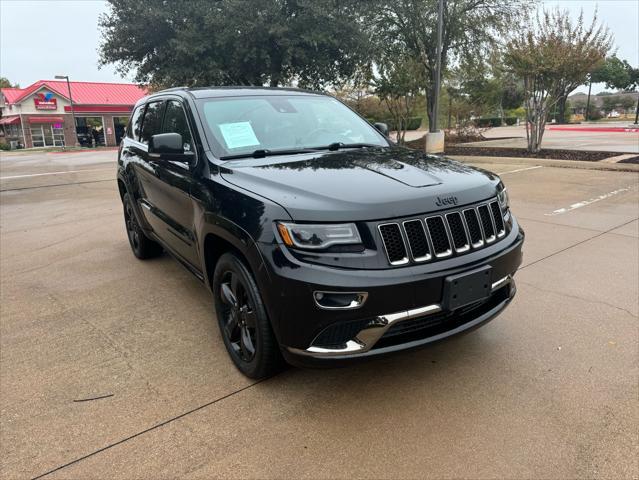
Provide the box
[313,291,368,310]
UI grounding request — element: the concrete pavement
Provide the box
[1,150,637,479]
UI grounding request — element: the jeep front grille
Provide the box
[378,199,507,266]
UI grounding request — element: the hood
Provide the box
[219,147,500,221]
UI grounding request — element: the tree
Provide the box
[0,77,19,88]
[550,11,612,123]
[594,57,639,123]
[459,55,525,122]
[373,54,424,144]
[618,95,636,114]
[505,9,612,152]
[600,95,618,115]
[99,0,370,89]
[367,0,531,132]
[585,56,637,120]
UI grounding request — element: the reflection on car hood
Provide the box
[219,147,500,221]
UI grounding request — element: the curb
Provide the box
[447,155,639,173]
[547,126,639,133]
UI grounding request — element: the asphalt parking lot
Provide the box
[1,150,638,479]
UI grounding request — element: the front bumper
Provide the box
[256,220,524,365]
[288,275,515,359]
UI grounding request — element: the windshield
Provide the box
[197,95,388,159]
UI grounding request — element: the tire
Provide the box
[212,252,282,379]
[122,193,163,259]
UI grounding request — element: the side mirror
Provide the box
[373,122,389,137]
[148,133,194,162]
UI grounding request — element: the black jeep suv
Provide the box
[117,87,524,378]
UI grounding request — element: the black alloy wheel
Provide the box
[219,270,258,362]
[212,253,281,378]
[122,193,163,259]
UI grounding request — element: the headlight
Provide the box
[497,187,509,210]
[276,222,362,250]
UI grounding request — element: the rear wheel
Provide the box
[212,253,282,379]
[122,193,163,259]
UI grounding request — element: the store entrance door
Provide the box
[75,117,105,147]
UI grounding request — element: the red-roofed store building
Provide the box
[0,80,147,149]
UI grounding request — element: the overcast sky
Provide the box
[1,0,637,93]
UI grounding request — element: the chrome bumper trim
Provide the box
[289,303,443,357]
[491,275,511,291]
[288,274,515,359]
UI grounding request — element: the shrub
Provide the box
[406,117,422,130]
[587,109,604,120]
[0,142,11,151]
[380,117,422,131]
[475,117,502,128]
[504,117,518,125]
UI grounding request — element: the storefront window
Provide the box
[31,124,65,147]
[5,124,22,138]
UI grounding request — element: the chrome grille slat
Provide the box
[490,201,506,237]
[477,204,496,243]
[445,212,470,253]
[463,208,484,248]
[402,219,431,262]
[378,223,409,265]
[425,216,452,258]
[378,197,509,266]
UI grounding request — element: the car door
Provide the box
[135,98,200,270]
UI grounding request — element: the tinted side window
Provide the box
[162,100,193,151]
[128,106,144,140]
[140,101,165,145]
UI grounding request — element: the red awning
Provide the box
[0,116,20,125]
[28,116,64,124]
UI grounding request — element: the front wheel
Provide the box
[212,253,282,379]
[122,193,163,259]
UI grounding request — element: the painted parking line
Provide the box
[499,165,543,175]
[0,168,113,180]
[545,187,633,216]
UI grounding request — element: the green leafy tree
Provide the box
[373,54,425,144]
[618,95,636,114]
[99,0,370,89]
[0,77,19,88]
[505,9,612,152]
[600,95,618,114]
[585,56,638,120]
[367,0,532,133]
[550,11,612,123]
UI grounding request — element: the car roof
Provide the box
[147,86,325,101]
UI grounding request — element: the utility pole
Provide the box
[585,77,592,122]
[425,0,445,153]
[431,0,444,133]
[55,75,80,147]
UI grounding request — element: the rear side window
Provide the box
[162,100,193,151]
[140,101,165,145]
[128,106,144,140]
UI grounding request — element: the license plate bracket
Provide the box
[443,266,492,310]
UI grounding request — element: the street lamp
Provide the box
[54,74,80,147]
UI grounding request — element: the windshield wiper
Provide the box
[319,142,382,151]
[220,148,319,160]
